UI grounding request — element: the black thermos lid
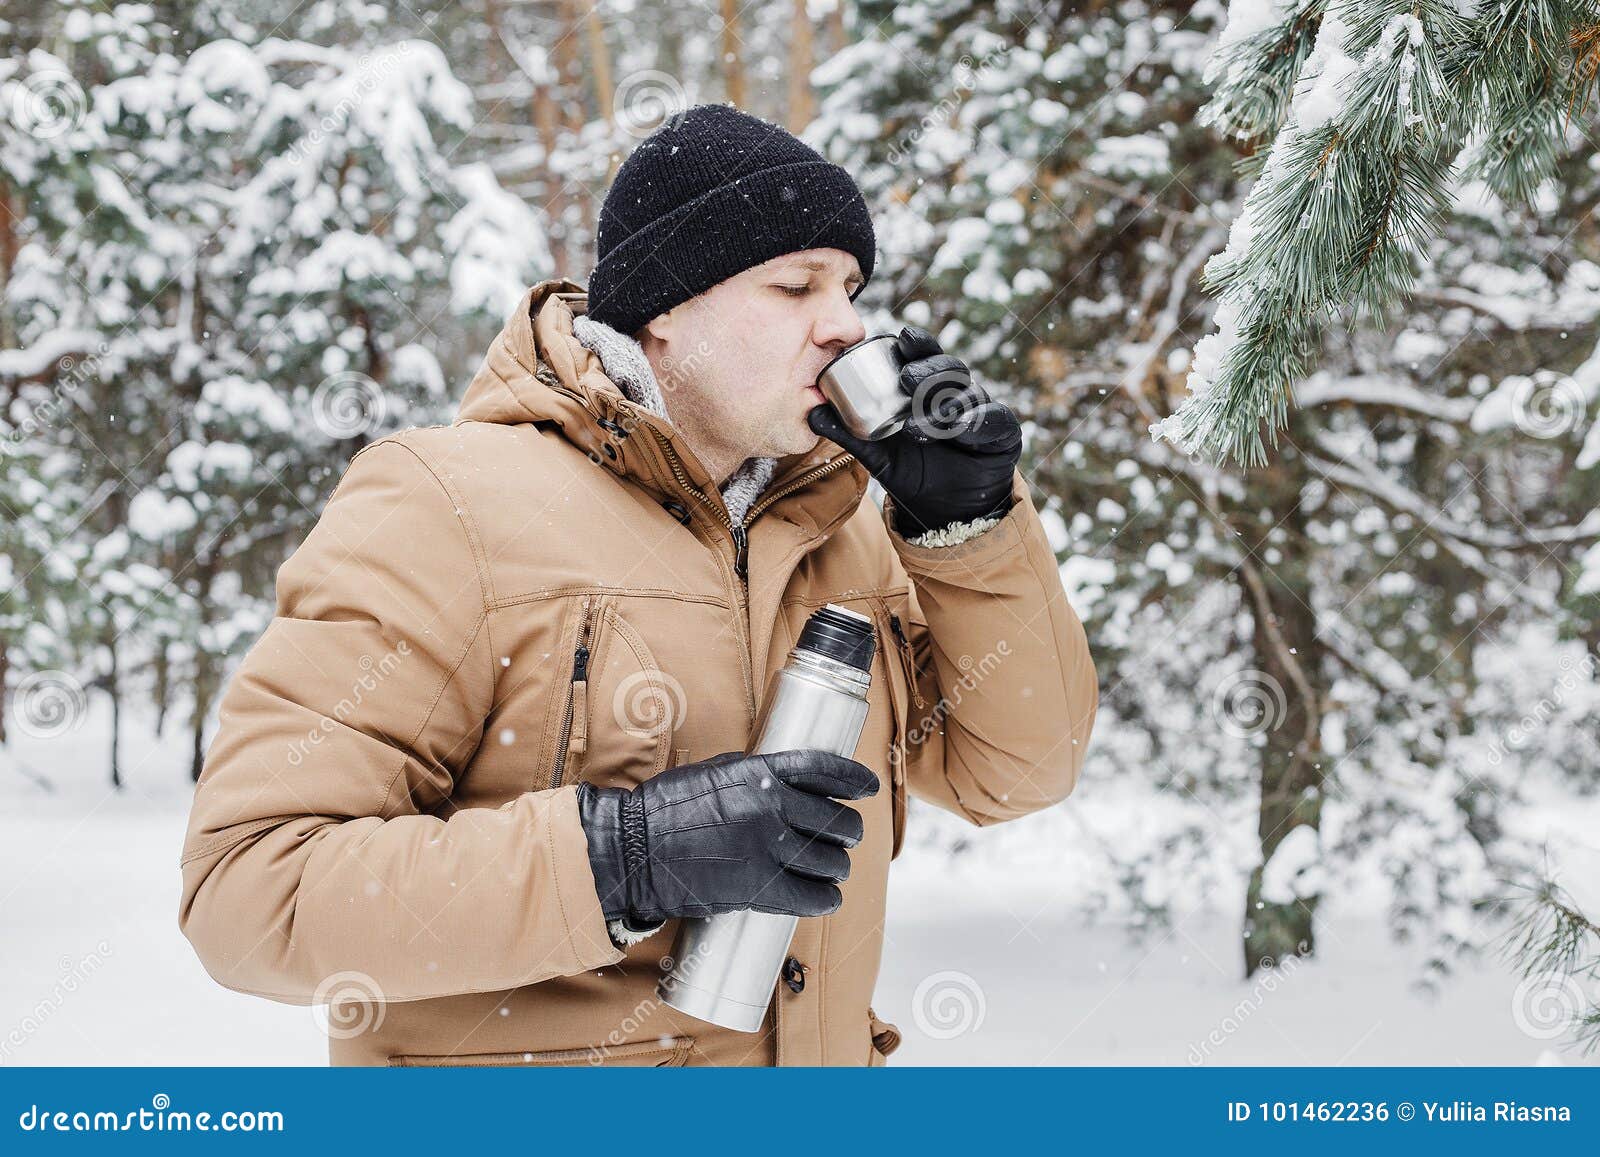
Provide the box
[796,604,877,672]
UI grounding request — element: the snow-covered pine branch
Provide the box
[1199,0,1327,162]
[1157,0,1600,466]
[1454,0,1600,208]
[1502,874,1600,1054]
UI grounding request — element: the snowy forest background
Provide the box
[2,0,1599,1064]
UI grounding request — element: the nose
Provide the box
[813,286,866,354]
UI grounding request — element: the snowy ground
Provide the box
[1,703,1595,1066]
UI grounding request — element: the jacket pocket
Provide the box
[545,595,678,791]
[388,1036,695,1067]
[867,1006,901,1066]
[873,594,916,860]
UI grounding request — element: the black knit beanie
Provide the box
[586,103,877,337]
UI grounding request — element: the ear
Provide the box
[640,307,676,345]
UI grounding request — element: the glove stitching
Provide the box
[649,777,750,812]
[621,790,649,884]
[663,817,762,836]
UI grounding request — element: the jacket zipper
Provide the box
[649,426,854,578]
[741,455,857,531]
[648,428,855,718]
[887,612,927,709]
[549,596,595,789]
[641,427,860,1066]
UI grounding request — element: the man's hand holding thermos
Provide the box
[577,749,879,930]
[808,326,1022,540]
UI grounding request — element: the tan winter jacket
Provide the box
[178,278,1098,1066]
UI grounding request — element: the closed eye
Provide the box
[776,284,810,297]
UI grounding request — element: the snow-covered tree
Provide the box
[814,0,1600,976]
[1159,0,1600,465]
[1,1,550,778]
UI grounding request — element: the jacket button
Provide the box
[782,956,806,994]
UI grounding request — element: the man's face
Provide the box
[639,249,867,467]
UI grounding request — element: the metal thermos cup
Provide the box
[815,334,909,441]
[656,603,876,1032]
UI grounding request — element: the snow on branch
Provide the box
[1292,371,1478,421]
[1156,0,1600,466]
[0,329,100,385]
[1308,441,1600,555]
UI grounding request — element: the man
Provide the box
[179,103,1097,1066]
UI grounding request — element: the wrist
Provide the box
[891,492,1014,540]
[574,782,633,922]
[606,915,667,947]
[905,510,1005,547]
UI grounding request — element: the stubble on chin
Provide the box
[776,414,823,460]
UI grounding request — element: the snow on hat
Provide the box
[585,103,877,336]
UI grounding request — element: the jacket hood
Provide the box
[456,279,870,536]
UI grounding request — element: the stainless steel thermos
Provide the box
[656,603,877,1032]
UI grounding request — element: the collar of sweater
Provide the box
[572,314,777,527]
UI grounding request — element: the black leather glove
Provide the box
[575,749,879,926]
[808,326,1022,539]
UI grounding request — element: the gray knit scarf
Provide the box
[572,314,777,525]
[571,314,1003,550]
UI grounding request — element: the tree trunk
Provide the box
[555,0,585,132]
[659,10,683,80]
[721,0,746,109]
[106,632,122,790]
[531,79,567,276]
[0,178,16,350]
[153,635,170,736]
[551,0,586,276]
[189,561,218,783]
[585,6,614,124]
[484,0,503,87]
[787,0,815,132]
[190,671,209,784]
[1234,433,1325,976]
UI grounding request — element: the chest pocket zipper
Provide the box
[546,595,678,791]
[887,610,926,710]
[550,596,596,790]
[874,597,914,860]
